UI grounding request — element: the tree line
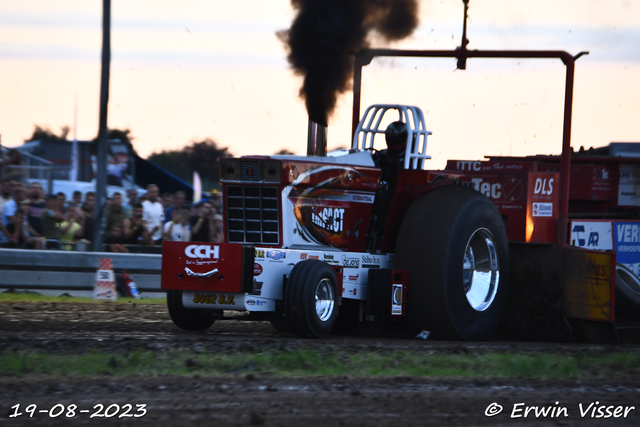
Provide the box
[23,125,295,190]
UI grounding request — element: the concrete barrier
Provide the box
[0,248,162,293]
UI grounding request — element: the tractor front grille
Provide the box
[240,160,260,182]
[226,186,280,245]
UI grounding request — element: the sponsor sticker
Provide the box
[613,222,640,276]
[570,221,613,250]
[253,263,263,276]
[266,250,286,260]
[252,279,263,294]
[312,207,345,233]
[391,284,403,315]
[618,164,640,206]
[532,202,553,217]
[361,254,381,266]
[185,245,219,259]
[349,193,375,204]
[341,255,359,268]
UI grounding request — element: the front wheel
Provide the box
[395,185,509,340]
[284,260,339,338]
[167,289,215,331]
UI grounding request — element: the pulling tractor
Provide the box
[161,39,640,344]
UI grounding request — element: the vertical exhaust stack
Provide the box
[307,118,327,157]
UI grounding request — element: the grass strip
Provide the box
[0,291,165,305]
[2,349,639,379]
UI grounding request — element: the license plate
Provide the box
[182,292,245,310]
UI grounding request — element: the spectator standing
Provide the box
[79,191,96,242]
[162,209,179,241]
[164,190,185,224]
[0,179,12,213]
[124,202,150,245]
[105,192,126,233]
[2,182,26,230]
[82,191,96,217]
[122,188,138,218]
[190,200,214,242]
[41,194,65,249]
[142,184,164,244]
[211,213,224,243]
[4,209,42,249]
[72,190,82,207]
[160,193,173,223]
[210,189,223,214]
[105,223,129,253]
[164,209,191,241]
[26,182,45,237]
[59,204,85,250]
[0,179,13,242]
[56,192,67,214]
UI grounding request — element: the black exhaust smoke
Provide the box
[280,0,419,126]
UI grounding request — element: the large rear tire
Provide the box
[395,185,509,340]
[615,263,640,321]
[167,289,215,331]
[285,260,339,338]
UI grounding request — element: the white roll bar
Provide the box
[352,104,432,170]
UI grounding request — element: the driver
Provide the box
[369,121,408,250]
[373,120,408,187]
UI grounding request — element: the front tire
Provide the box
[395,185,509,340]
[167,289,215,331]
[285,260,339,338]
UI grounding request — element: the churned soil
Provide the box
[1,301,639,426]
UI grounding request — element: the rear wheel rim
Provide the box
[315,278,335,322]
[616,263,640,296]
[462,228,500,311]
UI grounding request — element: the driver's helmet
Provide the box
[384,121,408,154]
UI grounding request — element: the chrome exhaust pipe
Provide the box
[307,119,327,157]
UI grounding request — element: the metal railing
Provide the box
[0,248,162,293]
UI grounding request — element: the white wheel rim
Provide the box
[315,278,335,322]
[462,228,500,311]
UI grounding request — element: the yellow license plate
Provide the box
[192,293,236,306]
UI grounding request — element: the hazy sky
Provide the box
[1,0,639,169]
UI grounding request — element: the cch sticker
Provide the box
[185,245,219,259]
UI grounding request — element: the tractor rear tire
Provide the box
[395,185,509,340]
[615,263,640,321]
[167,289,215,332]
[285,260,339,338]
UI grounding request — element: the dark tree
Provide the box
[274,148,295,155]
[106,128,133,145]
[148,138,232,190]
[25,125,70,142]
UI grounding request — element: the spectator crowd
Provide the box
[0,179,225,252]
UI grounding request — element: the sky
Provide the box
[0,0,639,170]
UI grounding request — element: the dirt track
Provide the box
[1,301,640,426]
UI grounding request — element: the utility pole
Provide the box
[93,0,110,251]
